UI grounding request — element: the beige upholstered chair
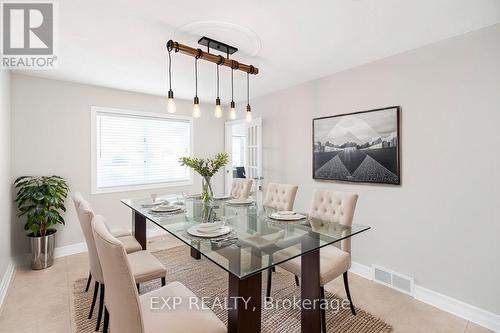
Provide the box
[230,178,253,199]
[92,215,226,333]
[73,192,131,238]
[72,193,167,331]
[262,183,299,211]
[271,189,359,333]
[72,193,142,293]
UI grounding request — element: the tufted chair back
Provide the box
[263,183,299,211]
[230,178,253,199]
[308,189,358,253]
[92,215,144,333]
[72,193,104,283]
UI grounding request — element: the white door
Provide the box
[245,117,262,193]
[224,122,234,195]
[224,118,263,195]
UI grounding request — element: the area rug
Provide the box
[73,246,391,332]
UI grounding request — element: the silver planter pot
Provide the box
[28,229,56,270]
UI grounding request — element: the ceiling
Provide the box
[15,0,500,104]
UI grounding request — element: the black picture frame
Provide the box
[312,106,401,185]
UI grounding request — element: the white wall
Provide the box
[252,24,500,314]
[0,70,12,283]
[11,75,225,255]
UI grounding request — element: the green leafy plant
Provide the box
[179,153,229,208]
[179,152,229,178]
[14,176,69,237]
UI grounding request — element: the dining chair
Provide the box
[73,195,167,331]
[261,183,299,291]
[72,193,143,293]
[73,192,131,237]
[271,189,359,333]
[262,182,299,211]
[230,178,253,199]
[92,215,226,333]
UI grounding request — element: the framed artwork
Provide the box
[313,106,401,185]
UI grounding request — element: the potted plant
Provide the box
[14,176,69,270]
[179,152,229,221]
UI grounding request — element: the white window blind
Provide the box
[93,108,192,192]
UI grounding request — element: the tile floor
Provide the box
[0,234,493,333]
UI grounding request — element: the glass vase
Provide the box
[201,176,214,222]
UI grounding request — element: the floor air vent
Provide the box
[372,265,414,296]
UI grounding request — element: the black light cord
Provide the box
[231,68,234,102]
[246,72,250,106]
[216,64,220,98]
[168,49,172,91]
[194,58,198,97]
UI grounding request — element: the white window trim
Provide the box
[90,106,194,194]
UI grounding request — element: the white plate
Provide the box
[269,213,306,221]
[196,221,224,231]
[152,205,182,213]
[227,198,254,205]
[277,210,296,216]
[142,199,168,208]
[214,195,231,200]
[187,225,232,238]
[185,193,202,199]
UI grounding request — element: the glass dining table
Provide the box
[122,195,370,333]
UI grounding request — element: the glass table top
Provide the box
[121,195,370,279]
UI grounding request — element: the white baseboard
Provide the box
[349,261,500,332]
[0,261,15,309]
[414,285,500,332]
[54,242,88,258]
[350,261,373,280]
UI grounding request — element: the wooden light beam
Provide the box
[167,40,259,75]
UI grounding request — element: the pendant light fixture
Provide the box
[214,62,223,118]
[166,38,260,120]
[166,44,176,113]
[192,54,201,118]
[246,72,252,122]
[229,67,237,120]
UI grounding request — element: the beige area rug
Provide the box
[73,246,391,333]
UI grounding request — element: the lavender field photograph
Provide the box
[313,106,401,185]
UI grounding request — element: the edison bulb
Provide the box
[229,107,237,120]
[167,97,176,113]
[193,104,201,118]
[214,105,223,118]
[246,111,252,122]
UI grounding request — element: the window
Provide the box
[91,107,192,193]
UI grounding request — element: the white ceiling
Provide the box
[15,0,500,104]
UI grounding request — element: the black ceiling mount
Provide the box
[198,36,238,57]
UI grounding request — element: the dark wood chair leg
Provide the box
[85,272,92,292]
[103,307,109,333]
[343,272,356,315]
[295,275,300,287]
[88,281,99,319]
[161,277,166,286]
[95,284,105,331]
[320,286,327,333]
[266,268,272,299]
